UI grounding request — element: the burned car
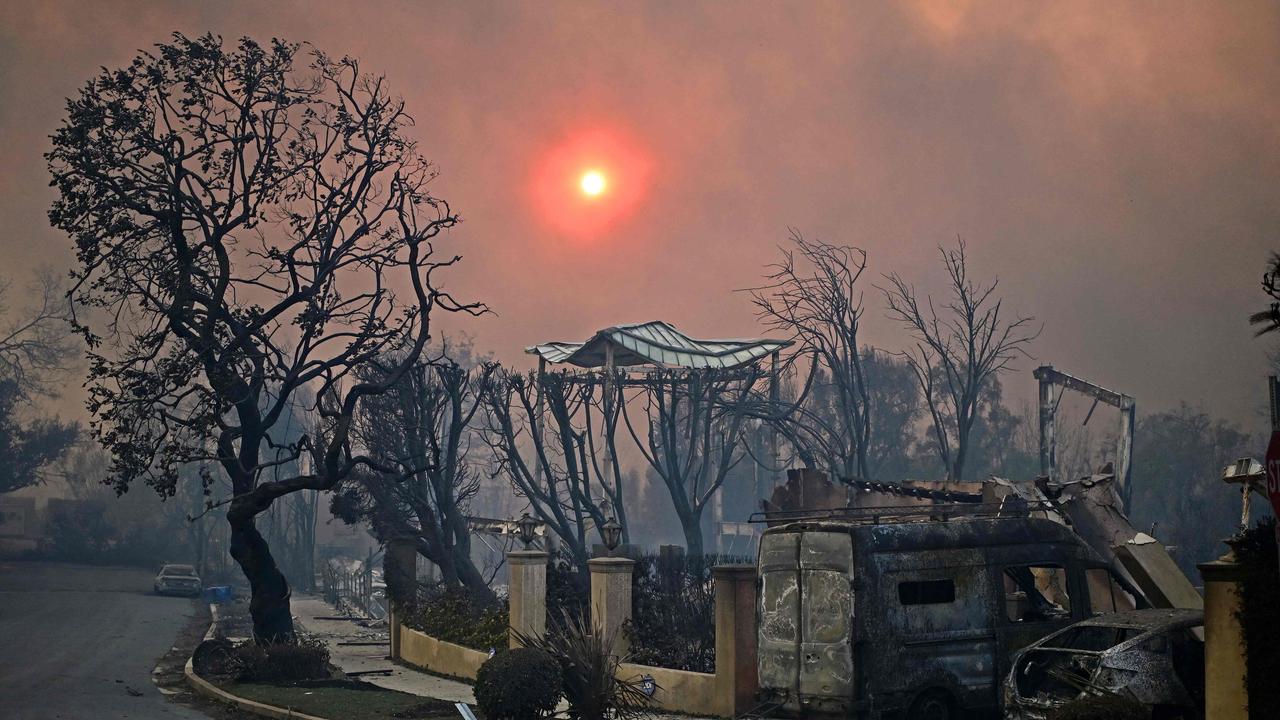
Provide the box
[756,504,1146,719]
[1004,609,1204,719]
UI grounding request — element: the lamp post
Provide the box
[516,512,539,549]
[1221,457,1265,535]
[601,516,622,557]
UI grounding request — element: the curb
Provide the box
[183,604,333,720]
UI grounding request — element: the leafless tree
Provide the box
[747,231,876,479]
[46,34,482,641]
[0,271,80,494]
[880,239,1038,481]
[620,366,761,556]
[0,270,77,398]
[339,355,497,601]
[481,367,625,577]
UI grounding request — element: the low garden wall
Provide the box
[393,628,730,717]
[397,624,489,681]
[385,541,758,719]
[618,662,722,717]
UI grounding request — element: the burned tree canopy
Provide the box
[46,34,481,642]
[880,239,1038,482]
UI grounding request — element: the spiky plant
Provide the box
[514,612,653,720]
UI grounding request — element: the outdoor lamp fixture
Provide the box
[601,517,622,556]
[516,512,539,549]
[1221,457,1266,533]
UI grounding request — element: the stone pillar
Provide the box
[1199,556,1248,720]
[713,564,759,718]
[589,556,635,656]
[384,537,418,661]
[508,549,549,648]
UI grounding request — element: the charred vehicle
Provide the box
[755,505,1146,719]
[1004,609,1204,719]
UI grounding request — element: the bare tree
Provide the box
[481,367,625,577]
[338,355,497,601]
[0,270,77,397]
[0,271,80,494]
[748,231,875,479]
[47,34,482,641]
[620,367,760,556]
[880,239,1038,482]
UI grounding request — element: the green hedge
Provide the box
[623,552,749,673]
[403,586,508,652]
[1236,517,1280,718]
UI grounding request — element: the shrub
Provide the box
[403,585,508,652]
[545,556,589,625]
[230,636,332,683]
[474,647,562,720]
[1236,517,1280,719]
[517,613,652,720]
[1046,694,1149,720]
[624,552,749,673]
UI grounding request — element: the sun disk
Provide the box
[580,170,606,196]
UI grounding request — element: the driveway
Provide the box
[0,561,213,719]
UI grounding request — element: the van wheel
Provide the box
[907,689,954,720]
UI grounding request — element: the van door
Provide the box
[757,529,854,707]
[798,530,854,699]
[759,531,801,696]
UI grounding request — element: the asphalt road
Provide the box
[0,561,213,720]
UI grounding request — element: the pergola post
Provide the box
[602,343,616,496]
[534,356,546,489]
[769,349,781,488]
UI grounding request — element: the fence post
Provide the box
[589,556,635,656]
[712,564,759,718]
[507,548,549,648]
[385,537,418,661]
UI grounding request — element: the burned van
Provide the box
[756,508,1142,720]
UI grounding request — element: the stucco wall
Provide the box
[618,662,723,717]
[398,625,490,681]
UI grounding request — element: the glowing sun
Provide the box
[580,170,607,197]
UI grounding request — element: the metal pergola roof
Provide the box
[525,320,791,370]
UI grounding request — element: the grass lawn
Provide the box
[225,679,468,719]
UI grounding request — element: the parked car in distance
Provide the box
[153,563,202,596]
[1003,608,1205,720]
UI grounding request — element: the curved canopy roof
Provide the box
[525,320,791,370]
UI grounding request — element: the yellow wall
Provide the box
[398,625,490,681]
[618,662,722,717]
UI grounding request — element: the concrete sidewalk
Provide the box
[292,594,476,704]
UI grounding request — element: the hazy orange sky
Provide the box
[2,1,1279,423]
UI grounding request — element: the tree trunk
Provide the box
[679,509,705,558]
[451,542,496,602]
[228,511,295,644]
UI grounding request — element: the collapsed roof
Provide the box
[525,320,792,370]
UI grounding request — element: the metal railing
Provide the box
[321,555,386,620]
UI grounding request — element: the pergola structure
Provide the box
[524,320,793,495]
